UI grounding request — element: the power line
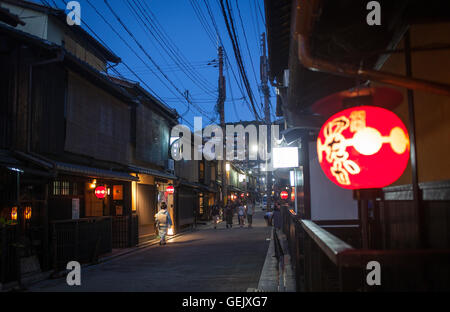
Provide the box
[129,0,218,96]
[55,0,195,127]
[189,0,218,48]
[103,0,215,123]
[219,0,261,121]
[234,0,263,114]
[79,0,174,105]
[203,0,259,120]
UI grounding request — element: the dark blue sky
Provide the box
[42,0,277,127]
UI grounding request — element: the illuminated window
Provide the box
[24,206,32,220]
[199,162,205,182]
[61,181,70,195]
[199,193,204,214]
[52,181,72,196]
[53,181,60,195]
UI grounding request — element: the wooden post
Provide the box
[43,184,49,270]
[1,226,6,283]
[404,29,426,248]
[74,221,79,260]
[302,133,311,219]
[354,189,382,249]
[360,199,369,249]
[52,223,57,271]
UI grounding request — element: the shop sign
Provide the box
[95,186,107,199]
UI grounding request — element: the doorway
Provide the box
[137,184,157,242]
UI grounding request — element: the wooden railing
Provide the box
[0,224,18,283]
[50,217,112,270]
[281,207,450,291]
[112,215,139,249]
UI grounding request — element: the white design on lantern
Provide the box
[318,110,409,186]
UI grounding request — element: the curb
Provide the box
[256,228,279,292]
[254,228,297,292]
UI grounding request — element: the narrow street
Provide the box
[29,211,271,292]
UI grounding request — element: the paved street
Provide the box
[29,210,271,292]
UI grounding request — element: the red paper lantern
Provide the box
[94,186,107,199]
[280,191,289,200]
[166,185,174,194]
[317,106,410,190]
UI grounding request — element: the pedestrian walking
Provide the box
[155,202,172,245]
[264,209,273,226]
[225,203,233,228]
[273,202,282,230]
[212,204,220,229]
[238,202,246,228]
[246,200,255,228]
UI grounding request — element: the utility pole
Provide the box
[261,33,271,125]
[260,33,272,208]
[218,46,227,208]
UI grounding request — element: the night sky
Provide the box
[38,0,277,127]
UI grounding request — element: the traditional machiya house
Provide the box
[265,0,450,290]
[224,162,248,204]
[222,120,280,205]
[173,143,200,230]
[197,158,219,222]
[0,0,172,281]
[172,135,214,227]
[111,77,179,243]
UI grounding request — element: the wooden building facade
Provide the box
[265,0,450,290]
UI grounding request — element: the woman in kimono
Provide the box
[155,202,172,245]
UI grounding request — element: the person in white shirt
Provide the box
[237,202,246,228]
[246,200,255,228]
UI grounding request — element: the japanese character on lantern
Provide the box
[317,106,410,189]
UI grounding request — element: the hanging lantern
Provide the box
[317,105,410,189]
[94,186,107,199]
[280,191,289,200]
[24,206,32,220]
[11,206,17,221]
[166,185,174,194]
[89,179,97,189]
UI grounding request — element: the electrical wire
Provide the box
[219,0,261,121]
[103,0,216,123]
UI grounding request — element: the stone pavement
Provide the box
[28,211,273,292]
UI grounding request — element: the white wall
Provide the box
[309,142,358,220]
[0,3,106,71]
[0,3,48,39]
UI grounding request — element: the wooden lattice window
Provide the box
[52,181,71,196]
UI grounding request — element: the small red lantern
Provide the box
[280,191,288,200]
[94,186,107,199]
[317,105,410,189]
[166,185,174,194]
[240,193,244,198]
